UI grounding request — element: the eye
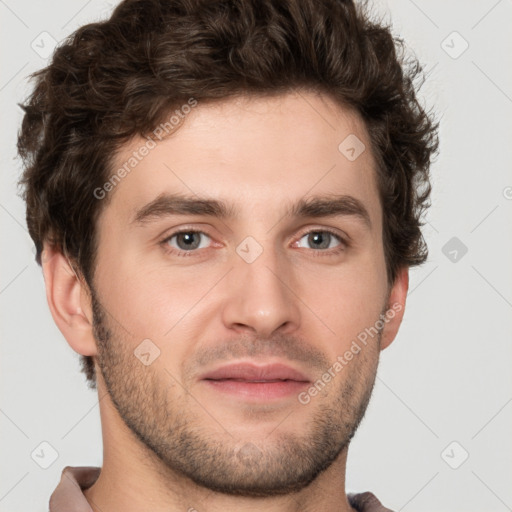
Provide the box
[160,228,347,258]
[163,230,212,253]
[295,230,345,251]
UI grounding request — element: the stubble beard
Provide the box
[91,290,380,497]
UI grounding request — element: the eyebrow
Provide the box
[131,192,372,230]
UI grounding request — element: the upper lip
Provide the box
[199,362,311,382]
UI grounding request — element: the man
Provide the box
[17,0,438,510]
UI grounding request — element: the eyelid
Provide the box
[293,226,349,246]
[160,227,218,255]
[159,225,216,242]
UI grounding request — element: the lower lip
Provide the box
[203,379,309,400]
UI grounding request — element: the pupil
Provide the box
[178,232,199,250]
[309,232,329,249]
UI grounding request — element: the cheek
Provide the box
[297,252,387,349]
[100,257,221,343]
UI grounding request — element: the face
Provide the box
[89,91,397,496]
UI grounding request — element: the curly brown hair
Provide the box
[17,0,439,388]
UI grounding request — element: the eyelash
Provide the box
[159,228,349,258]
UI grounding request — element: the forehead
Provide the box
[102,91,381,229]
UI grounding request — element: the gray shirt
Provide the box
[49,466,395,512]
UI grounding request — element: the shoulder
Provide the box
[348,491,396,512]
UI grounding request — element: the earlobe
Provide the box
[380,266,409,351]
[42,244,97,357]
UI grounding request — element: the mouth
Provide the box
[199,362,311,401]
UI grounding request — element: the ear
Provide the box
[380,266,409,351]
[41,243,97,357]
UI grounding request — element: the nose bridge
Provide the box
[221,237,301,336]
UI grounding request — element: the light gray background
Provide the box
[1,1,511,511]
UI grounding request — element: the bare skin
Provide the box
[43,90,408,512]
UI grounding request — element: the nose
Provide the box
[221,246,301,338]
